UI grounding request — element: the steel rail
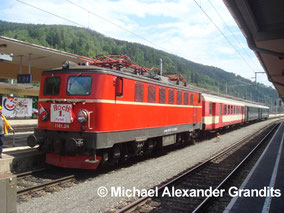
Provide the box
[116,122,279,213]
[16,168,47,178]
[192,122,280,213]
[17,174,75,195]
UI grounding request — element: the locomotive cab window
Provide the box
[67,75,92,95]
[43,76,61,96]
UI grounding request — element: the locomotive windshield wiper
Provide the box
[51,73,58,94]
[68,72,82,90]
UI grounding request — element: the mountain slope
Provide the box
[0,20,278,104]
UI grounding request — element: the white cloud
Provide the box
[1,0,273,86]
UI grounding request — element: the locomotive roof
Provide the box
[43,63,203,94]
[44,62,269,109]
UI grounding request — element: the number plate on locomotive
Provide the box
[51,104,73,123]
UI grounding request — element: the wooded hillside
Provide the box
[0,20,278,104]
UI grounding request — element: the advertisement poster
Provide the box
[2,96,32,117]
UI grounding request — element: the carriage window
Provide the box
[190,94,194,105]
[169,89,175,104]
[220,103,222,115]
[135,82,144,102]
[209,102,212,115]
[224,105,227,115]
[148,85,156,103]
[44,76,61,95]
[67,76,91,95]
[184,92,189,105]
[198,93,201,104]
[159,87,166,104]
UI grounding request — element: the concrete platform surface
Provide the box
[224,122,284,213]
[0,146,44,174]
[6,119,37,127]
[0,118,43,174]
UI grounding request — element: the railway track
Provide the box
[13,119,282,205]
[17,167,76,202]
[116,122,280,213]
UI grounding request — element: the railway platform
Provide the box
[224,122,284,213]
[0,119,43,174]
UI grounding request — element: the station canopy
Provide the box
[224,0,284,100]
[0,36,84,96]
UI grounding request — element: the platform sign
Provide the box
[2,96,32,117]
[17,74,32,83]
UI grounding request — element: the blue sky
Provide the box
[0,0,272,87]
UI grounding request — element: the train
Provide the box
[27,56,269,169]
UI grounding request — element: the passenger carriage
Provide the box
[202,93,245,130]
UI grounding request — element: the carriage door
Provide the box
[219,103,223,128]
[212,102,217,129]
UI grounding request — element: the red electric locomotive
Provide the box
[27,56,203,169]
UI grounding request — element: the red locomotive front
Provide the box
[28,60,203,169]
[28,63,105,169]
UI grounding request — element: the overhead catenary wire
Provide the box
[16,0,85,28]
[193,0,255,75]
[16,0,170,54]
[16,0,261,81]
[207,0,260,69]
[65,0,169,53]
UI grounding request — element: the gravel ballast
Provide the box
[17,118,282,213]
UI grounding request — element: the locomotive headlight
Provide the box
[77,109,88,123]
